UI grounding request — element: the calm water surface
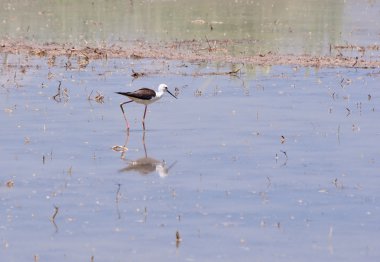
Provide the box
[1,0,380,55]
[1,0,380,261]
[0,56,380,261]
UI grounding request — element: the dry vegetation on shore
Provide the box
[1,40,379,68]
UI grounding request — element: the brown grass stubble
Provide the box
[1,40,379,68]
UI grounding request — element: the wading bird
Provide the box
[116,83,177,130]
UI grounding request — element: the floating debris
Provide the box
[88,90,105,103]
[5,180,14,188]
[112,145,128,152]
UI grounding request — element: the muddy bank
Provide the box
[1,40,379,68]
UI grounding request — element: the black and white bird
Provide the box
[116,83,177,130]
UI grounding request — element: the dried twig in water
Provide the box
[115,183,122,219]
[65,60,72,70]
[176,230,182,248]
[174,87,180,97]
[95,92,104,103]
[346,107,351,116]
[52,81,62,102]
[131,69,146,79]
[194,89,202,97]
[115,183,121,203]
[266,176,272,189]
[334,177,346,189]
[280,150,288,159]
[88,90,104,103]
[50,205,59,222]
[52,81,69,103]
[87,90,94,101]
[275,151,289,166]
[144,207,148,222]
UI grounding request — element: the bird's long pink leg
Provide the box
[142,105,148,130]
[120,101,133,130]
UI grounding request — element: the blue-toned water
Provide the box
[1,55,379,261]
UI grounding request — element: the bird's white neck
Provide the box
[155,90,165,98]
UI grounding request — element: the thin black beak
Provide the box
[167,89,177,99]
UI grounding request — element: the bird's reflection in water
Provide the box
[118,131,176,177]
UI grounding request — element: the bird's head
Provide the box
[158,83,168,92]
[158,83,177,99]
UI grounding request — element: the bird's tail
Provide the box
[115,92,129,96]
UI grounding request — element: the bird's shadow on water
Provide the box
[116,130,177,178]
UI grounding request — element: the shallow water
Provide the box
[1,56,380,261]
[1,0,380,56]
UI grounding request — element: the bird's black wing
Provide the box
[116,88,156,100]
